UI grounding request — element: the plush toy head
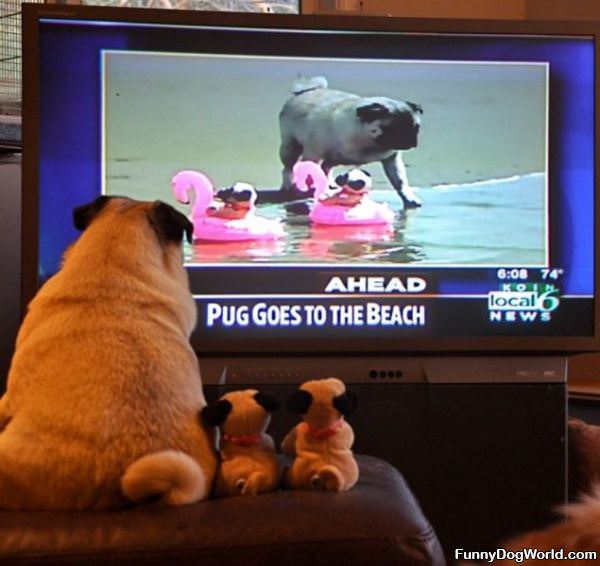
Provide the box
[201,389,280,442]
[286,377,357,430]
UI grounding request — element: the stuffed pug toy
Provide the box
[281,377,358,492]
[201,389,281,497]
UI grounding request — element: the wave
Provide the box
[428,172,545,191]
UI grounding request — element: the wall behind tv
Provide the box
[0,153,21,385]
[304,0,600,19]
[303,0,525,18]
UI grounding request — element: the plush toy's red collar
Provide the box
[222,432,262,446]
[304,417,345,440]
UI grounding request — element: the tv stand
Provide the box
[200,355,567,558]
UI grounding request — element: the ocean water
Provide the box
[183,173,545,266]
[107,160,545,266]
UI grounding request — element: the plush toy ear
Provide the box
[73,196,112,231]
[200,399,232,427]
[333,390,358,417]
[254,392,281,413]
[356,102,389,123]
[286,389,313,414]
[150,201,194,244]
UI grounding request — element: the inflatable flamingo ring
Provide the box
[171,170,285,242]
[292,161,395,226]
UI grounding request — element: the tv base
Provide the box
[200,355,567,559]
[199,355,567,385]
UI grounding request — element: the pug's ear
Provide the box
[286,389,313,414]
[333,390,357,417]
[356,102,389,123]
[150,201,194,244]
[200,400,232,427]
[254,392,281,413]
[73,196,112,231]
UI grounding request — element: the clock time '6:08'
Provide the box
[497,269,528,280]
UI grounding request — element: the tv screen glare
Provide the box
[22,5,600,354]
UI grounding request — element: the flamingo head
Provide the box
[292,161,330,200]
[171,170,215,217]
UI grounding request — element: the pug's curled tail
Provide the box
[292,75,328,96]
[121,450,208,505]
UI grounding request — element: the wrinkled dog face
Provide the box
[357,99,423,151]
[215,183,257,206]
[334,169,372,194]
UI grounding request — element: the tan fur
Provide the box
[282,378,358,492]
[121,450,207,505]
[464,488,600,565]
[0,198,216,509]
[498,491,600,564]
[213,390,280,497]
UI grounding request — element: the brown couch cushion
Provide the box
[0,455,445,565]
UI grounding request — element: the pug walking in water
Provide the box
[278,76,423,208]
[0,197,216,509]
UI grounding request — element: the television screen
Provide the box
[22,5,599,354]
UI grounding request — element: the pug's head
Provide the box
[357,98,423,151]
[68,196,197,333]
[215,182,257,211]
[73,196,194,246]
[334,169,372,195]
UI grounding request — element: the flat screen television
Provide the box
[21,4,600,360]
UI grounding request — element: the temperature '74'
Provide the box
[541,268,564,280]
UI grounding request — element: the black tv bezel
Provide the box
[21,3,600,355]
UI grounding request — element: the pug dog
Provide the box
[0,196,217,509]
[209,182,257,220]
[279,76,423,208]
[323,169,372,207]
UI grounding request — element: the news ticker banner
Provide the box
[187,265,588,297]
[193,294,594,337]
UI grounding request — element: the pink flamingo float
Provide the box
[292,161,395,226]
[171,170,285,242]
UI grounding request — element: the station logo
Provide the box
[488,282,560,323]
